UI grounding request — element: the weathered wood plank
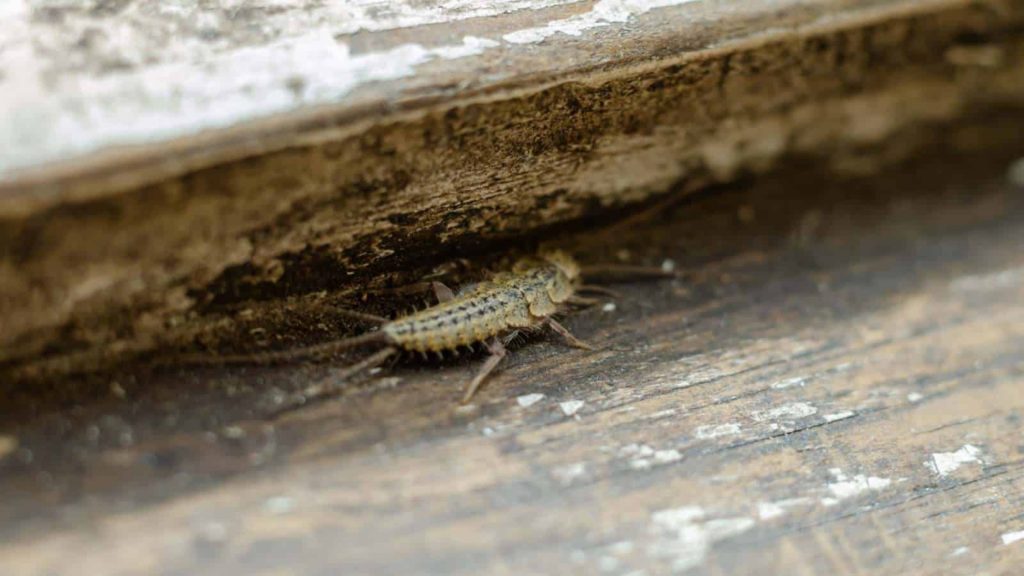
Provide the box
[3,0,1024,382]
[2,130,1023,575]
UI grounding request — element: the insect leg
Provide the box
[376,280,455,304]
[333,308,389,325]
[431,281,456,303]
[461,338,508,403]
[546,318,595,351]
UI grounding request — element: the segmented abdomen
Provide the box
[383,284,534,352]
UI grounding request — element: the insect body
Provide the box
[188,250,666,406]
[386,251,579,352]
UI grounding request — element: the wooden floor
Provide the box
[3,144,1024,575]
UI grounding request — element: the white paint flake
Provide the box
[823,410,856,423]
[552,462,588,486]
[654,449,682,464]
[647,506,755,572]
[694,423,741,439]
[629,449,682,470]
[263,496,294,515]
[560,400,586,416]
[756,498,812,521]
[620,443,681,470]
[620,443,655,457]
[822,468,891,506]
[504,0,699,44]
[907,392,924,403]
[925,444,984,477]
[949,546,970,557]
[602,302,617,312]
[770,376,806,390]
[757,501,786,521]
[752,402,818,422]
[517,393,546,407]
[1002,530,1024,546]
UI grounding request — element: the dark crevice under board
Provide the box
[3,0,1024,384]
[2,123,1024,574]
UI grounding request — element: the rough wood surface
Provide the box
[2,131,1023,575]
[3,0,1024,383]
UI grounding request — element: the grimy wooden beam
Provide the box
[2,0,1023,378]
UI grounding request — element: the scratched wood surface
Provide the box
[2,128,1024,574]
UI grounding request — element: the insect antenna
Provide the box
[580,264,676,280]
[576,285,622,298]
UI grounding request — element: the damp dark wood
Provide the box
[2,1,1024,575]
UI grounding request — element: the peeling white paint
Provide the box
[694,423,741,439]
[504,0,699,44]
[648,506,754,573]
[1,0,707,176]
[517,393,546,407]
[752,402,817,422]
[560,400,586,416]
[822,410,856,423]
[949,546,970,557]
[1002,530,1024,546]
[926,444,983,477]
[907,392,924,403]
[2,27,504,176]
[823,468,891,505]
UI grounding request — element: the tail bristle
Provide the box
[169,330,390,367]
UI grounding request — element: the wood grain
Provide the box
[3,0,1024,383]
[2,134,1023,575]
